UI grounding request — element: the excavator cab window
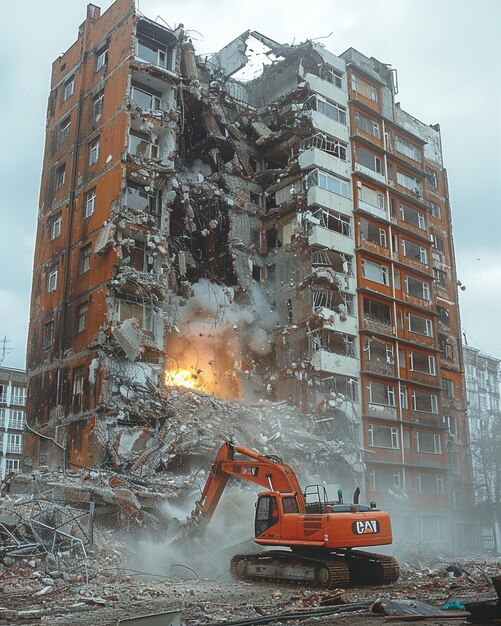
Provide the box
[255,495,279,536]
[282,496,299,514]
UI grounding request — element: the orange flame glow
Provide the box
[165,368,201,390]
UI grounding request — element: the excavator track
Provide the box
[230,549,399,589]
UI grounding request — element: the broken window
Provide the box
[409,351,436,375]
[129,130,159,159]
[57,117,71,147]
[320,65,343,88]
[368,424,399,448]
[408,313,433,336]
[354,111,380,138]
[137,35,170,69]
[397,170,422,195]
[412,390,438,413]
[432,234,445,253]
[301,133,348,160]
[42,320,55,350]
[363,298,391,324]
[306,169,350,199]
[395,136,421,162]
[367,381,396,406]
[131,82,162,110]
[313,250,352,274]
[84,188,96,218]
[73,365,84,396]
[401,239,428,264]
[313,208,351,236]
[425,166,438,189]
[63,77,74,102]
[365,338,394,365]
[404,275,430,301]
[96,45,108,71]
[442,377,454,398]
[77,302,89,333]
[79,244,92,274]
[314,96,347,125]
[437,306,450,326]
[438,333,453,358]
[359,184,385,210]
[356,147,383,174]
[433,268,447,288]
[50,212,62,240]
[117,296,154,332]
[47,265,58,292]
[414,431,442,454]
[54,164,66,191]
[266,227,278,250]
[360,218,387,247]
[399,203,425,229]
[125,183,161,223]
[89,136,100,165]
[310,330,356,357]
[429,201,442,220]
[361,259,389,285]
[92,89,104,119]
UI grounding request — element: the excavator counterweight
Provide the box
[189,442,399,588]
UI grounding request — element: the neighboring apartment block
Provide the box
[26,0,473,549]
[0,367,27,479]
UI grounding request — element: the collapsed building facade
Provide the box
[26,0,475,549]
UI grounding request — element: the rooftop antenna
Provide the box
[0,336,11,366]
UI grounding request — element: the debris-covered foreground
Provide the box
[1,481,500,625]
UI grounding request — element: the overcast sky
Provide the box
[0,0,499,369]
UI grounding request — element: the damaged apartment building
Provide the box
[26,0,475,549]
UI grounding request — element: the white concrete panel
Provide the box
[354,163,385,184]
[307,187,353,218]
[308,225,354,255]
[299,147,351,179]
[305,73,347,105]
[358,200,389,222]
[312,350,360,377]
[310,111,350,143]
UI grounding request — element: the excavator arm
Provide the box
[192,441,305,524]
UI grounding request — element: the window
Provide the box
[400,385,408,409]
[368,424,399,448]
[491,397,500,411]
[131,82,161,110]
[125,183,161,217]
[429,201,442,220]
[433,268,447,288]
[418,516,448,542]
[55,164,66,191]
[399,204,425,229]
[359,185,385,210]
[354,111,380,138]
[405,276,430,301]
[367,381,396,406]
[137,36,169,68]
[362,259,389,286]
[43,320,55,350]
[442,378,454,398]
[313,208,351,236]
[408,313,433,336]
[479,395,488,410]
[437,306,450,326]
[7,434,22,454]
[360,218,387,247]
[356,147,382,174]
[84,188,96,218]
[438,333,453,358]
[129,131,159,160]
[79,245,92,274]
[432,234,445,253]
[92,89,104,119]
[5,459,20,473]
[409,352,436,375]
[89,137,100,165]
[117,296,154,332]
[351,74,378,102]
[11,387,26,405]
[306,169,350,199]
[395,136,421,162]
[47,265,58,292]
[316,97,347,125]
[412,391,438,413]
[63,77,74,101]
[77,302,89,333]
[8,410,25,430]
[282,496,299,514]
[363,298,391,324]
[57,117,71,147]
[444,415,457,436]
[401,239,428,264]
[414,431,442,454]
[321,66,343,88]
[369,470,401,492]
[50,213,62,240]
[465,364,475,378]
[397,170,422,195]
[417,472,444,494]
[425,167,438,189]
[73,366,84,396]
[96,45,108,71]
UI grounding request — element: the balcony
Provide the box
[309,110,350,143]
[357,199,388,222]
[311,350,359,377]
[365,360,396,377]
[354,162,385,184]
[7,444,22,454]
[316,306,358,336]
[299,147,351,180]
[309,225,353,254]
[304,73,347,107]
[307,186,353,218]
[366,403,397,420]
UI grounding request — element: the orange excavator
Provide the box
[189,441,399,589]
